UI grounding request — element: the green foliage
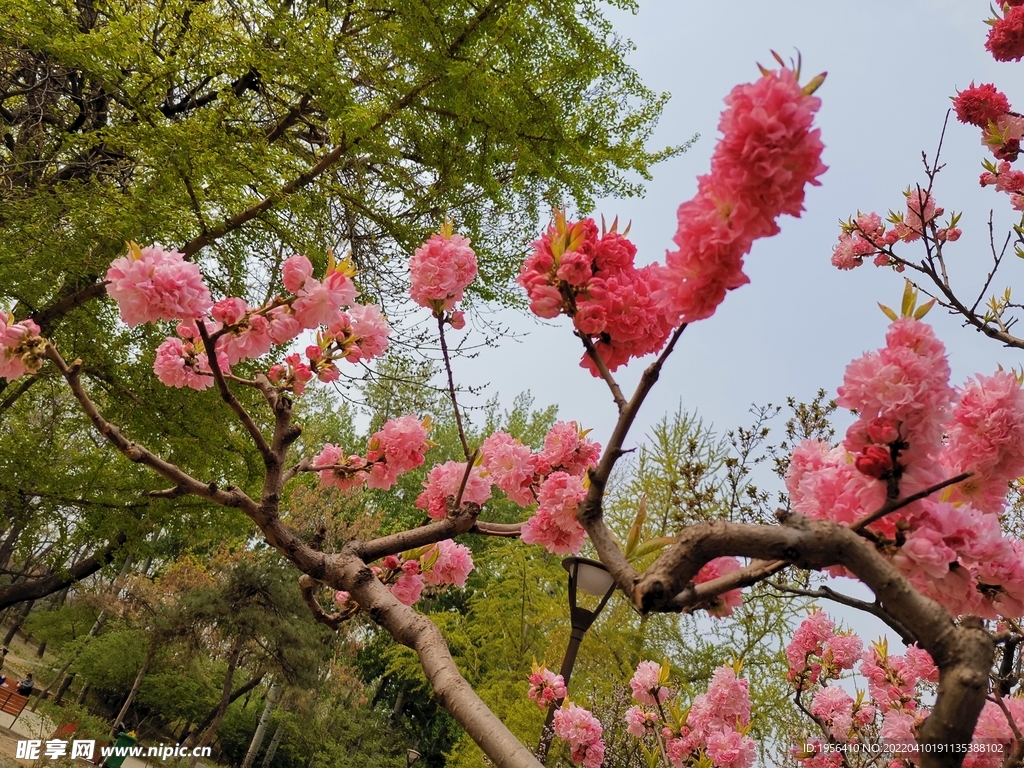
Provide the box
[73,629,148,693]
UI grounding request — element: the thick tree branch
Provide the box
[633,513,993,764]
[0,531,128,610]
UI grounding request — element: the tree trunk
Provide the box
[31,609,108,712]
[3,599,33,645]
[54,672,74,705]
[75,682,90,705]
[108,640,156,738]
[260,723,284,768]
[184,670,266,745]
[240,681,281,768]
[188,630,246,764]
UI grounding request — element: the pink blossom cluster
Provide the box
[628,661,669,707]
[940,371,1024,512]
[655,67,826,326]
[953,83,1012,128]
[267,353,314,395]
[986,4,1024,62]
[104,246,391,394]
[981,160,1024,211]
[893,499,1024,618]
[965,699,1024,768]
[374,539,474,607]
[517,214,675,374]
[415,460,491,519]
[830,194,962,272]
[0,311,45,382]
[786,319,1024,614]
[479,422,600,554]
[526,665,567,710]
[105,244,212,327]
[808,685,873,743]
[153,322,230,391]
[788,616,1024,762]
[788,616,941,758]
[409,230,478,318]
[785,612,862,687]
[661,666,755,768]
[553,703,604,768]
[838,318,954,469]
[312,414,431,492]
[692,556,743,617]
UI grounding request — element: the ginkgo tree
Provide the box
[6,9,1024,768]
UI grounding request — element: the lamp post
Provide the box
[535,556,616,764]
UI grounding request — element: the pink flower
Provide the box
[333,590,350,607]
[629,661,669,706]
[904,189,938,238]
[153,335,228,390]
[416,461,491,519]
[220,314,273,365]
[347,303,391,362]
[282,255,314,293]
[854,445,893,479]
[837,318,953,466]
[940,371,1024,513]
[689,666,752,734]
[705,730,755,768]
[571,739,604,768]
[952,83,1012,127]
[211,297,248,325]
[422,539,474,588]
[539,422,601,477]
[527,667,567,709]
[266,305,302,344]
[390,572,424,606]
[409,232,478,311]
[657,67,825,324]
[810,686,855,741]
[986,5,1024,61]
[521,472,588,554]
[786,611,835,682]
[365,415,430,489]
[311,444,366,490]
[106,244,213,326]
[292,271,358,329]
[520,508,587,554]
[553,703,603,750]
[624,706,657,738]
[481,431,538,506]
[693,557,743,617]
[880,708,916,742]
[0,313,44,381]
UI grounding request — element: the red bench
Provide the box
[0,682,31,724]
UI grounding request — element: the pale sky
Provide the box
[446,1,1023,646]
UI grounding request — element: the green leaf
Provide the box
[913,298,936,319]
[878,303,899,322]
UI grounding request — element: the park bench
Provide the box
[0,683,31,726]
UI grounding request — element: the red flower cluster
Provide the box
[517,214,674,374]
[986,5,1024,62]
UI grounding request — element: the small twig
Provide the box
[769,581,915,645]
[452,448,480,510]
[437,315,471,459]
[849,472,970,533]
[577,332,626,413]
[197,321,273,462]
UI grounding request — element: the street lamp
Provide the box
[535,556,616,764]
[406,748,420,767]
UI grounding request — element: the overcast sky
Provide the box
[447,1,1022,644]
